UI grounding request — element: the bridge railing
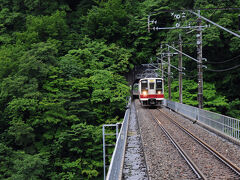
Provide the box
[165,100,240,140]
[106,97,131,180]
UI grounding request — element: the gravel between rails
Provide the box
[135,100,197,180]
[153,109,240,179]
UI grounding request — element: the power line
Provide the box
[184,74,197,78]
[166,44,200,63]
[150,7,240,14]
[206,64,240,72]
[205,55,240,64]
[207,3,224,21]
[190,10,240,38]
[182,68,196,73]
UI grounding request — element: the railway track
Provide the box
[150,108,240,179]
[150,110,206,179]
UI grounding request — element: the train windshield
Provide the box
[149,83,154,89]
[141,80,148,90]
[156,79,162,90]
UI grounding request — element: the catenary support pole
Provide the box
[161,54,164,79]
[197,10,203,109]
[148,15,150,33]
[168,47,171,100]
[178,34,183,103]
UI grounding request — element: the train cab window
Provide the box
[156,80,162,90]
[141,80,148,90]
[149,83,154,89]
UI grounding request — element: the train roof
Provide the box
[139,77,163,81]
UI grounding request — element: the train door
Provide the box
[148,79,155,95]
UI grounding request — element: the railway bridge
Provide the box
[103,98,240,180]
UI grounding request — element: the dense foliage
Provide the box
[0,0,239,179]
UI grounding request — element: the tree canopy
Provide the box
[0,0,240,179]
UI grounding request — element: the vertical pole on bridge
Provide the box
[168,46,171,100]
[197,10,203,109]
[103,125,106,180]
[178,34,183,104]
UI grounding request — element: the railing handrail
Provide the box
[106,97,131,180]
[198,107,240,121]
[165,99,240,141]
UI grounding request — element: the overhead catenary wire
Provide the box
[205,64,240,72]
[150,7,240,15]
[183,74,198,78]
[159,58,183,72]
[207,2,224,21]
[205,55,240,64]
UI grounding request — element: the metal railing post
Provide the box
[103,126,106,180]
[164,100,240,141]
[105,97,131,180]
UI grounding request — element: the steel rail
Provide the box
[149,110,207,180]
[158,109,240,177]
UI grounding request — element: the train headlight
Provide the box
[143,91,148,96]
[157,91,162,94]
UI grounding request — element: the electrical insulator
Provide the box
[182,12,186,18]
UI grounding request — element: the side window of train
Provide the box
[156,80,162,90]
[150,83,154,89]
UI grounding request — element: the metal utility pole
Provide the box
[168,47,171,100]
[197,10,203,109]
[178,34,183,103]
[160,54,164,79]
[148,15,150,33]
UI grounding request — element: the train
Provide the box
[138,78,164,106]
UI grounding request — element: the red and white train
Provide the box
[138,78,164,106]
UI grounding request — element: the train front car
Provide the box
[139,78,164,106]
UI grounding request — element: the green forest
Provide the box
[0,0,240,179]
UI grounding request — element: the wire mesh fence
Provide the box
[165,100,240,140]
